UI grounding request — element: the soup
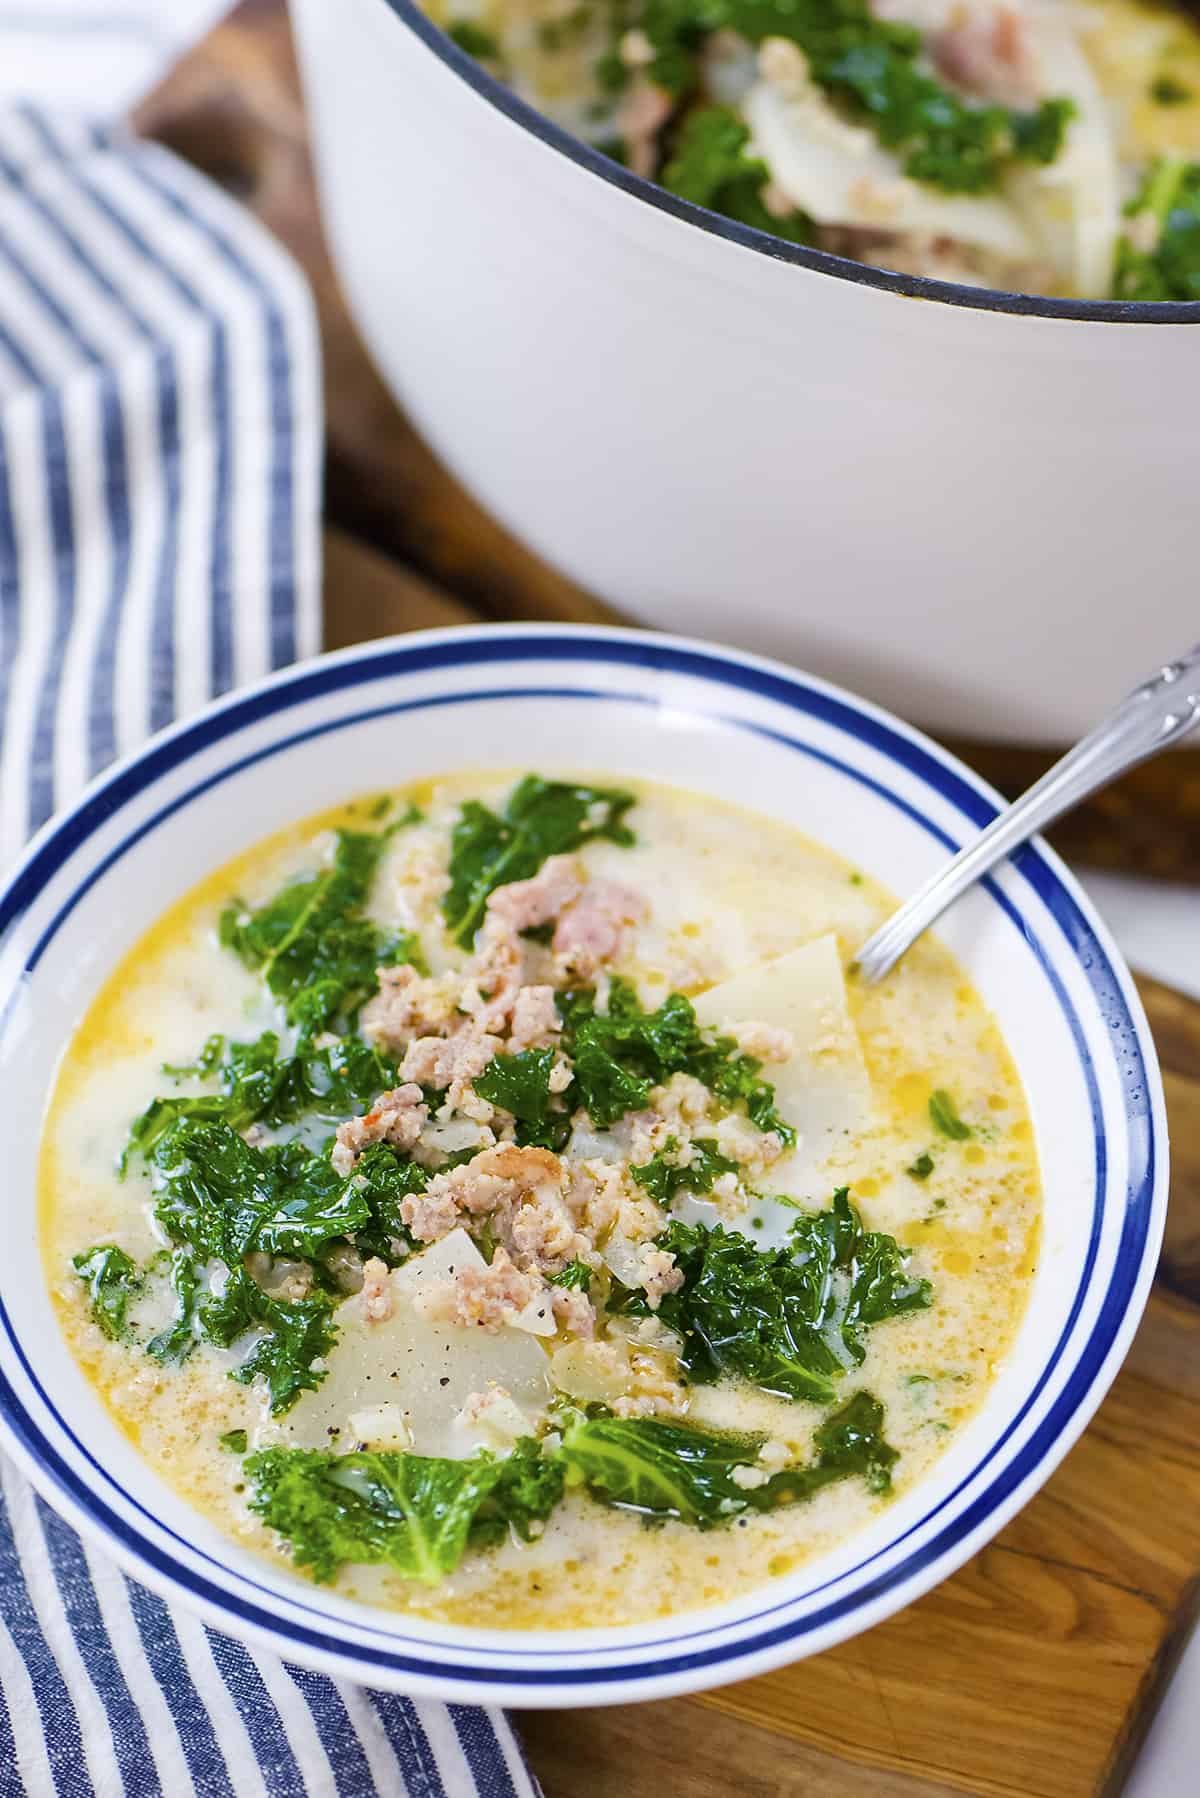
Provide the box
[424,0,1200,300]
[42,773,1039,1628]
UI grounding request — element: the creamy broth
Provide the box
[41,774,1039,1628]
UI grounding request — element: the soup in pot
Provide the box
[425,0,1200,300]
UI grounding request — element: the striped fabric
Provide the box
[0,105,540,1798]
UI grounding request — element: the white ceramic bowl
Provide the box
[0,626,1167,1704]
[288,0,1200,745]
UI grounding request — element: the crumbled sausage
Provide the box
[486,855,584,932]
[401,1026,503,1106]
[331,1083,428,1176]
[553,879,646,979]
[419,1246,549,1333]
[360,965,459,1049]
[507,984,562,1054]
[723,1020,795,1063]
[360,1257,393,1323]
[550,1286,596,1339]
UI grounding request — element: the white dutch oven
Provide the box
[290,0,1200,744]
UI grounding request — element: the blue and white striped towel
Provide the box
[0,91,540,1798]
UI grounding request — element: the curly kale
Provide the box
[442,775,636,948]
[630,1135,739,1205]
[1114,157,1200,301]
[557,977,794,1141]
[220,823,424,1035]
[245,1437,564,1582]
[123,1030,399,1168]
[626,0,1073,194]
[72,1245,141,1341]
[617,1190,931,1404]
[243,1400,897,1579]
[663,107,811,239]
[562,1390,898,1521]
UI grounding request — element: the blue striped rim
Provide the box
[0,632,1158,1691]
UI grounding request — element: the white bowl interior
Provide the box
[0,633,1163,1703]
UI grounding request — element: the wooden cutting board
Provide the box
[321,529,1200,1798]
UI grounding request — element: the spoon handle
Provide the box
[854,642,1200,985]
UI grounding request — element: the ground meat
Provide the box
[637,1247,685,1311]
[565,1159,625,1239]
[723,1020,795,1063]
[401,1026,503,1105]
[360,964,459,1049]
[487,855,584,932]
[615,77,673,179]
[401,1163,508,1242]
[420,1246,552,1333]
[931,4,1038,108]
[331,1083,428,1176]
[550,1286,596,1339]
[400,1142,566,1247]
[628,1073,713,1160]
[553,879,646,979]
[611,1358,688,1418]
[507,984,562,1054]
[509,1184,587,1272]
[713,1112,785,1176]
[360,1256,392,1323]
[474,1143,564,1186]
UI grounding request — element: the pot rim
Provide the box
[374,0,1200,326]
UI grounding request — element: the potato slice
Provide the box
[280,1230,553,1457]
[692,934,871,1201]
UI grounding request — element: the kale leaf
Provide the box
[546,1259,593,1292]
[561,1390,897,1523]
[72,1245,140,1340]
[442,775,636,948]
[246,1405,895,1582]
[928,1089,972,1141]
[149,1120,372,1266]
[346,1143,425,1266]
[124,1031,399,1168]
[558,978,794,1143]
[473,1047,572,1150]
[142,1120,431,1409]
[629,0,1073,195]
[620,1191,931,1404]
[220,826,424,1034]
[244,1437,564,1582]
[447,18,502,59]
[630,1135,739,1206]
[202,1267,337,1415]
[663,107,811,241]
[1114,157,1200,301]
[145,1248,200,1365]
[144,1119,380,1412]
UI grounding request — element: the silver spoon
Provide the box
[853,643,1200,985]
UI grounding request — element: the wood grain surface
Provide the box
[133,0,1200,884]
[136,10,1200,1788]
